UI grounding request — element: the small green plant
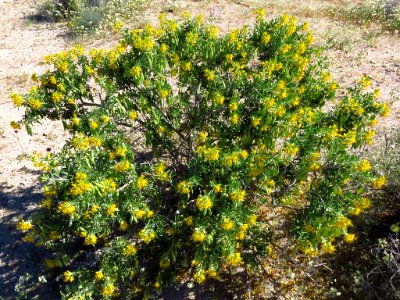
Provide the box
[12,11,390,298]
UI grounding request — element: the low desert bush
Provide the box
[11,11,390,298]
[334,0,400,32]
[35,0,147,35]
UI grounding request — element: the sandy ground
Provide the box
[0,0,399,299]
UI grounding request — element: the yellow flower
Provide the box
[129,110,138,121]
[84,234,97,246]
[365,130,376,144]
[17,219,33,232]
[240,149,248,159]
[51,92,63,103]
[160,43,168,53]
[357,159,371,173]
[63,271,74,283]
[28,99,42,110]
[248,214,257,226]
[251,117,261,127]
[254,8,266,20]
[113,20,124,32]
[380,103,390,117]
[58,202,76,216]
[206,25,219,38]
[182,61,192,72]
[184,216,194,226]
[159,89,169,99]
[212,92,225,105]
[138,229,156,244]
[226,54,234,63]
[101,115,110,123]
[226,252,242,266]
[230,190,246,202]
[214,184,222,194]
[204,69,215,81]
[264,97,275,109]
[321,243,335,254]
[137,175,148,190]
[10,121,21,130]
[335,215,352,229]
[261,32,271,45]
[221,218,234,230]
[41,198,52,209]
[119,221,128,231]
[230,113,239,125]
[177,181,190,195]
[124,244,137,256]
[115,160,131,172]
[195,195,213,211]
[107,203,117,216]
[371,176,386,188]
[343,233,356,243]
[89,120,99,130]
[94,271,104,281]
[102,284,115,296]
[194,270,206,284]
[10,93,24,107]
[191,229,206,243]
[135,209,146,220]
[228,102,238,111]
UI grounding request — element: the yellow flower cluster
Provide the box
[191,229,206,243]
[335,215,352,229]
[177,181,190,195]
[69,173,92,196]
[102,284,115,296]
[343,233,356,243]
[226,252,242,266]
[58,201,76,216]
[10,93,24,107]
[63,271,75,283]
[123,244,137,256]
[17,219,33,232]
[194,270,206,283]
[221,217,234,230]
[84,234,97,246]
[196,145,220,161]
[107,203,117,216]
[195,195,213,211]
[230,189,246,202]
[115,160,131,172]
[137,174,148,190]
[371,176,386,188]
[101,178,117,194]
[94,271,104,281]
[154,161,169,182]
[357,159,371,173]
[138,229,156,244]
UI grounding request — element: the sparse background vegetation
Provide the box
[0,0,399,299]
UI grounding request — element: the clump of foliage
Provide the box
[36,0,147,35]
[12,10,390,298]
[334,0,400,32]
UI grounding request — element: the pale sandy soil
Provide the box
[0,0,399,299]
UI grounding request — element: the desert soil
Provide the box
[0,0,399,299]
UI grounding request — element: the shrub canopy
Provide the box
[13,11,389,299]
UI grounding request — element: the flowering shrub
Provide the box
[12,11,390,299]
